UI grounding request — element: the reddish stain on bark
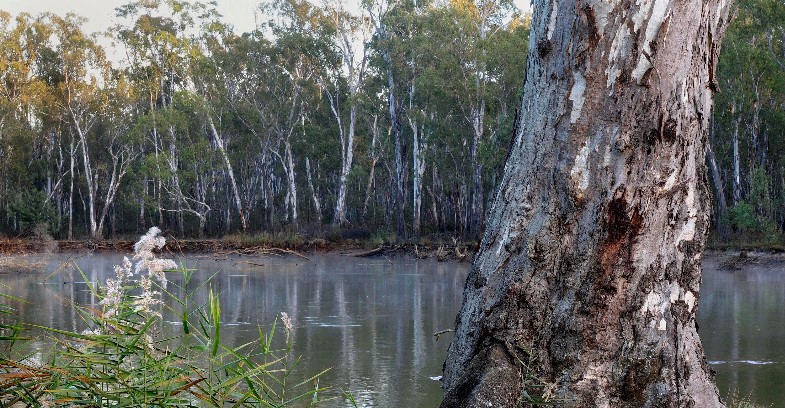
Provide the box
[600,190,643,278]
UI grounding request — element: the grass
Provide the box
[727,390,772,408]
[0,227,338,407]
[221,230,306,249]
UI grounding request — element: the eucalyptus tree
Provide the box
[214,31,281,229]
[442,1,733,407]
[0,12,48,229]
[90,75,140,238]
[243,0,337,229]
[50,13,128,239]
[435,0,516,234]
[367,0,407,237]
[712,0,785,233]
[114,0,198,233]
[319,0,373,226]
[191,3,252,232]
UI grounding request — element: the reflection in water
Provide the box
[699,257,785,407]
[1,253,781,406]
[0,253,469,407]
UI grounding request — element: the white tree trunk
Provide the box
[306,157,322,226]
[469,103,485,234]
[73,119,98,239]
[333,104,356,226]
[411,118,426,236]
[363,115,381,219]
[208,116,247,231]
[68,137,76,239]
[285,139,298,228]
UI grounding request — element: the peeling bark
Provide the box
[443,1,733,406]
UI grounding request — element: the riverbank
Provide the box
[1,232,779,263]
[0,235,476,262]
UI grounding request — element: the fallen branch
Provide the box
[434,329,455,342]
[348,246,384,257]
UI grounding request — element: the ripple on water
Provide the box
[708,360,776,365]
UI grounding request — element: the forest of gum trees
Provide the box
[0,0,782,243]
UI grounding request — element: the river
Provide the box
[0,252,781,406]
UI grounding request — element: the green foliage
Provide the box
[711,0,785,244]
[0,262,334,407]
[748,167,772,215]
[725,201,759,232]
[8,189,59,235]
[723,201,782,245]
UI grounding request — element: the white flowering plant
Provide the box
[0,227,336,407]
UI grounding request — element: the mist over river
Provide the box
[0,252,781,406]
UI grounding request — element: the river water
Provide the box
[0,252,782,406]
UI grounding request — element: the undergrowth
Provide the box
[0,227,337,407]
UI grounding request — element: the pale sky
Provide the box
[0,0,261,35]
[0,0,532,36]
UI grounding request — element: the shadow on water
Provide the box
[0,252,782,406]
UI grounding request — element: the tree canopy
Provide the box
[0,0,779,245]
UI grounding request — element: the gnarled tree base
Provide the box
[441,0,733,406]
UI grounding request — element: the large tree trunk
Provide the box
[442,1,733,407]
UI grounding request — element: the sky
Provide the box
[0,0,261,34]
[0,0,533,36]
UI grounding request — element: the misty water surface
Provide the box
[0,252,781,406]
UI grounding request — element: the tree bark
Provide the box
[442,1,733,407]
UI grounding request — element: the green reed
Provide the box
[0,228,338,407]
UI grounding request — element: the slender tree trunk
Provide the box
[140,176,147,232]
[732,110,742,205]
[208,116,247,231]
[68,137,76,240]
[429,165,440,230]
[707,143,727,224]
[333,104,356,226]
[74,123,98,239]
[363,116,380,220]
[442,1,733,406]
[166,125,185,236]
[469,103,485,235]
[284,140,298,229]
[707,113,727,231]
[411,118,426,237]
[385,63,406,239]
[95,155,130,239]
[306,157,322,226]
